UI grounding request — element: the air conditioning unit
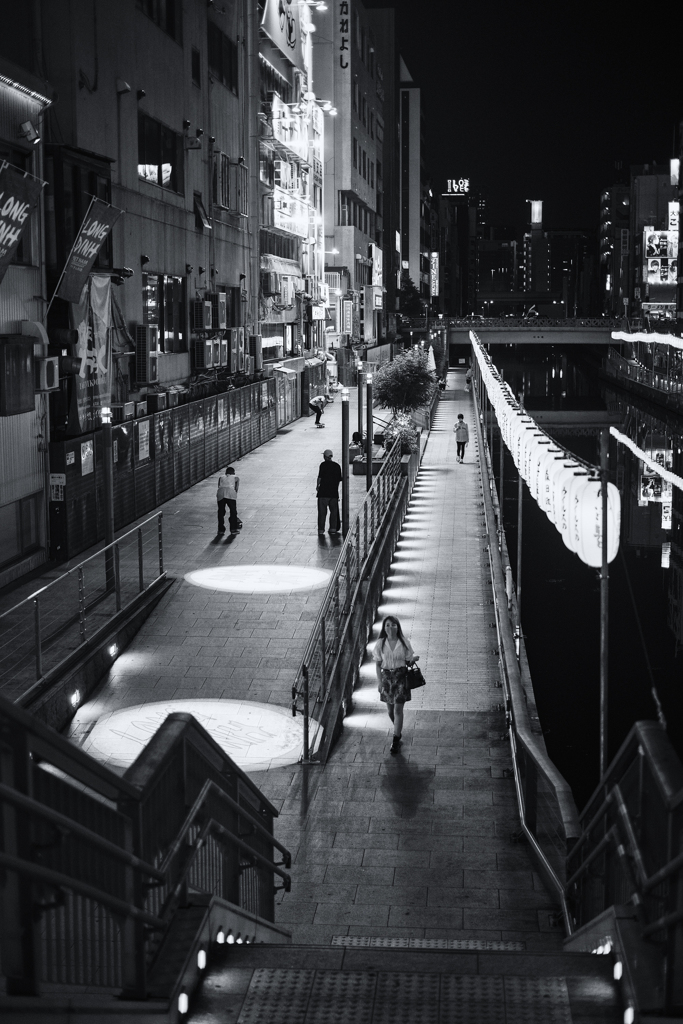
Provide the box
[219,337,228,366]
[191,299,213,331]
[135,401,147,417]
[211,291,228,330]
[112,402,135,422]
[229,328,239,374]
[195,338,213,369]
[135,325,159,384]
[261,272,280,297]
[35,356,59,391]
[146,392,167,412]
[246,355,255,375]
[249,334,263,372]
[212,338,221,366]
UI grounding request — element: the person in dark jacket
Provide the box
[453,413,469,463]
[316,449,342,535]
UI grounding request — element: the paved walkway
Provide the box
[250,372,562,950]
[61,392,374,750]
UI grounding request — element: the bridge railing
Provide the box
[605,346,683,395]
[399,316,622,331]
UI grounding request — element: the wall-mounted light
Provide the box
[216,927,225,944]
[70,689,81,708]
[136,89,146,101]
[115,78,131,95]
[178,992,189,1015]
[183,119,191,130]
[186,264,194,274]
[197,949,207,970]
[198,266,206,276]
[208,135,216,145]
[140,255,150,266]
[108,643,118,658]
[196,128,204,138]
[19,120,40,145]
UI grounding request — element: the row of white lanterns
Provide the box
[470,331,621,568]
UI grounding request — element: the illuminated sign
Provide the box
[640,449,673,506]
[643,228,678,286]
[337,0,350,71]
[530,201,543,226]
[370,243,383,286]
[271,94,309,161]
[443,178,470,195]
[395,230,401,253]
[261,0,306,72]
[430,251,440,296]
[342,299,353,334]
[668,201,679,232]
[273,188,309,237]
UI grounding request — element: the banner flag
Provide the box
[0,161,45,285]
[56,197,122,303]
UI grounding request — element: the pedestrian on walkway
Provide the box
[465,368,472,392]
[373,616,418,755]
[309,393,328,426]
[216,466,240,534]
[453,413,469,463]
[316,449,342,535]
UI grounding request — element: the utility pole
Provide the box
[600,428,609,777]
[341,387,349,537]
[366,372,373,492]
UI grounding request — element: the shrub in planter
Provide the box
[384,421,419,455]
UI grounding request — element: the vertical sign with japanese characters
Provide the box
[338,0,349,70]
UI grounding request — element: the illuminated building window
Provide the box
[137,113,184,193]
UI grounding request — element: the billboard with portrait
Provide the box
[643,229,678,286]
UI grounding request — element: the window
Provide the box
[353,83,358,112]
[362,150,366,179]
[208,22,238,94]
[142,273,186,352]
[136,0,180,41]
[353,139,357,169]
[191,47,201,87]
[370,162,374,189]
[234,161,248,216]
[217,152,231,206]
[138,113,184,193]
[362,97,366,126]
[370,111,374,138]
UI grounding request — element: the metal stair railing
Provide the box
[0,694,290,1001]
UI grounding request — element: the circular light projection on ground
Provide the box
[184,564,332,594]
[82,699,308,772]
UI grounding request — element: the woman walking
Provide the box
[373,616,419,755]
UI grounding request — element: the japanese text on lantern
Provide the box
[339,0,349,69]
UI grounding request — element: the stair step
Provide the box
[190,945,620,1023]
[147,904,209,999]
[331,936,526,951]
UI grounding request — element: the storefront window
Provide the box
[142,273,186,352]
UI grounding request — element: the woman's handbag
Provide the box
[406,663,425,689]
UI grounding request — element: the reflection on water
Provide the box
[487,345,683,810]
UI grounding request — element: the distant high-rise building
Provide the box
[599,184,631,317]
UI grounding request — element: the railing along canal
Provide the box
[605,345,683,396]
[472,373,581,934]
[0,694,290,999]
[0,513,165,705]
[291,437,409,762]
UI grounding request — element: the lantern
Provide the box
[562,472,591,552]
[575,480,621,567]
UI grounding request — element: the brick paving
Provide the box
[249,372,563,949]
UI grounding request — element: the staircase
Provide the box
[190,940,621,1023]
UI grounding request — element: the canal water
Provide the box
[484,344,683,811]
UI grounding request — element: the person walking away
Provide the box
[453,413,469,463]
[316,449,342,535]
[216,466,240,534]
[465,368,472,392]
[373,616,419,755]
[309,393,327,426]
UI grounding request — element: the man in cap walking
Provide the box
[316,449,342,535]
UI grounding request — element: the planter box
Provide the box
[400,452,419,476]
[352,456,384,476]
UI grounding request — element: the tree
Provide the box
[398,272,425,317]
[373,349,437,420]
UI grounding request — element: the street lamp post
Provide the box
[356,358,363,440]
[341,387,349,537]
[366,372,373,492]
[101,405,115,591]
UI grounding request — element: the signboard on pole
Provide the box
[70,275,113,432]
[342,299,353,334]
[56,197,122,304]
[0,161,44,285]
[261,0,306,71]
[430,252,439,297]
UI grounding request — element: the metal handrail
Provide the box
[0,852,166,929]
[473,379,578,934]
[0,512,164,621]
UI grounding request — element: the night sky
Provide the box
[367,0,682,233]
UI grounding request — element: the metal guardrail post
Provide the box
[158,513,164,577]
[363,504,368,562]
[334,577,340,652]
[114,544,121,612]
[78,567,87,642]
[34,599,42,680]
[138,529,144,592]
[345,545,352,614]
[320,619,327,696]
[302,665,310,763]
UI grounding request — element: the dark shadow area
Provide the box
[380,759,434,818]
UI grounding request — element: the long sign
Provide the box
[0,161,44,285]
[56,197,122,303]
[261,0,305,71]
[69,275,112,433]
